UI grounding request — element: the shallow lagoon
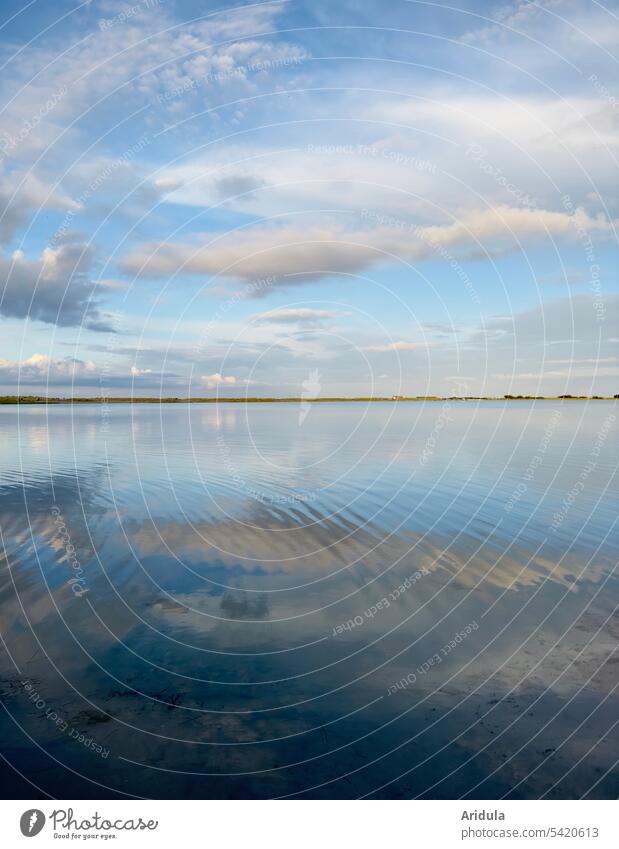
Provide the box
[0,401,617,798]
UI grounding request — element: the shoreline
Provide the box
[1,395,617,405]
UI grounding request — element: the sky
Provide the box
[0,0,617,397]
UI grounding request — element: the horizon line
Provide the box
[1,394,617,404]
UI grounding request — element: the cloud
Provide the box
[434,293,619,394]
[0,354,96,384]
[418,206,614,250]
[460,0,561,46]
[119,224,378,282]
[492,367,619,380]
[420,322,462,335]
[152,177,183,193]
[0,353,188,391]
[214,174,267,199]
[362,341,430,352]
[0,167,78,244]
[200,372,237,388]
[0,1,301,163]
[119,205,614,287]
[540,270,587,286]
[364,93,619,213]
[250,307,344,324]
[0,241,113,330]
[158,80,619,231]
[482,293,618,347]
[460,0,619,58]
[546,357,618,365]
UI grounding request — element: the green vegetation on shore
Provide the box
[1,394,617,405]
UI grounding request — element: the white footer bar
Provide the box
[1,799,616,848]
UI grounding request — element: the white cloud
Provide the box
[152,88,618,227]
[460,0,618,56]
[120,205,615,286]
[152,177,183,193]
[362,341,430,352]
[0,166,78,243]
[492,367,619,380]
[0,354,96,383]
[250,307,344,324]
[0,1,305,162]
[460,0,567,45]
[200,372,237,388]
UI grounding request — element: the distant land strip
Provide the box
[1,395,617,404]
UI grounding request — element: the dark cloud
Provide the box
[214,174,267,199]
[0,241,114,330]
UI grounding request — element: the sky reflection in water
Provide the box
[0,402,617,799]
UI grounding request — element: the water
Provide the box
[0,401,617,799]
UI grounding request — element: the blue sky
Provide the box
[0,0,617,396]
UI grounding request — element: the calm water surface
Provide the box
[0,401,617,798]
